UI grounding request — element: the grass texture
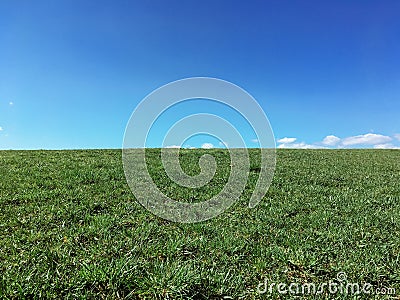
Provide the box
[0,149,399,299]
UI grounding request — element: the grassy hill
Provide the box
[1,149,399,299]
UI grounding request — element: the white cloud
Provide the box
[201,143,214,149]
[278,142,321,149]
[164,145,180,148]
[322,135,341,146]
[341,133,392,146]
[251,139,259,143]
[0,126,3,131]
[374,143,400,149]
[9,101,13,105]
[273,132,399,149]
[277,137,297,144]
[277,136,322,149]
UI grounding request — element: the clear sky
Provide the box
[1,0,399,149]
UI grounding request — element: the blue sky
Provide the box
[1,0,399,149]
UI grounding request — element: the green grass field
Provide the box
[1,149,399,299]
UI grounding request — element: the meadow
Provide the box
[0,149,399,299]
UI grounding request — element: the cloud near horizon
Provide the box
[341,133,392,146]
[277,141,319,149]
[277,133,400,149]
[201,143,214,149]
[163,143,214,149]
[373,143,400,149]
[163,133,400,149]
[321,135,341,146]
[277,137,297,144]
